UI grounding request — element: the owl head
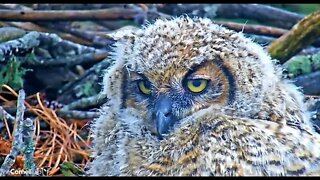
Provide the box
[101,16,310,140]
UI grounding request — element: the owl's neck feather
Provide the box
[117,107,320,175]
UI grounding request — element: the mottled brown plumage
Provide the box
[87,17,320,176]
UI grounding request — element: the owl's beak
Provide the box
[154,95,177,140]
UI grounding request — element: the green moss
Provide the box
[82,81,98,97]
[60,162,84,176]
[284,52,320,78]
[0,56,29,90]
[24,50,39,65]
[284,55,312,77]
[0,27,26,43]
[311,52,320,70]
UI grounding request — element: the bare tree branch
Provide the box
[215,21,287,37]
[3,22,94,46]
[61,94,107,111]
[294,71,320,95]
[38,22,114,48]
[22,117,36,176]
[156,4,304,29]
[0,106,16,124]
[24,51,108,67]
[0,31,40,62]
[0,89,25,176]
[56,110,100,119]
[268,11,320,63]
[0,8,143,21]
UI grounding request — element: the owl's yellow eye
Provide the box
[138,80,152,95]
[186,79,208,93]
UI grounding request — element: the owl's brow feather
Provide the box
[181,58,236,105]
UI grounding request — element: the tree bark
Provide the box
[0,8,142,21]
[156,4,304,29]
[268,11,320,63]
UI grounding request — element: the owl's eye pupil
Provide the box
[137,80,152,95]
[192,79,202,87]
[186,79,208,93]
[144,81,151,89]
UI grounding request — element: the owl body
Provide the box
[88,17,320,176]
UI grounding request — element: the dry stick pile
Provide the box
[0,85,91,176]
[0,4,319,176]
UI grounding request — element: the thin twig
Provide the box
[22,117,36,176]
[0,89,25,176]
[0,106,16,124]
[215,21,287,37]
[0,3,95,46]
[245,34,275,46]
[0,31,40,62]
[216,4,304,29]
[0,4,116,48]
[143,6,320,48]
[1,86,92,176]
[56,110,100,119]
[61,94,108,111]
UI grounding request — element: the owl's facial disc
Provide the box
[124,60,236,140]
[153,78,210,139]
[154,95,177,140]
